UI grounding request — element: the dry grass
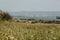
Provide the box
[0,21,60,40]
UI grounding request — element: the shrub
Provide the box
[0,10,3,20]
[2,12,13,21]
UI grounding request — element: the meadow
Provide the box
[0,21,60,40]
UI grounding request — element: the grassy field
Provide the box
[0,21,60,40]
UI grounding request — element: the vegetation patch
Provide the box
[0,21,60,40]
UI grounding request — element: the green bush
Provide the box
[2,12,13,21]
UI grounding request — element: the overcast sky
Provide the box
[0,0,60,12]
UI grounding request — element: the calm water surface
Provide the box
[10,11,60,21]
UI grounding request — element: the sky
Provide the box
[0,0,60,12]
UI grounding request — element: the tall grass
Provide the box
[0,21,60,40]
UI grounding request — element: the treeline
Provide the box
[0,10,12,21]
[15,18,60,24]
[38,20,60,24]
